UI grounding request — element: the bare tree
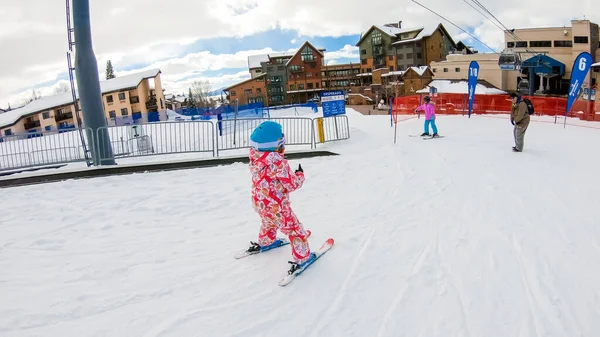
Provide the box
[53,82,71,94]
[190,79,215,108]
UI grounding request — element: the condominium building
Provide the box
[0,69,166,137]
[355,22,474,74]
[431,19,600,99]
[225,41,326,106]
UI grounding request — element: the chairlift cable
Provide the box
[411,0,499,53]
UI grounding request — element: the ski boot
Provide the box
[287,253,317,275]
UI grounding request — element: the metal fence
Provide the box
[0,128,92,171]
[0,115,350,172]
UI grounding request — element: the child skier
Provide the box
[415,95,439,137]
[245,120,315,274]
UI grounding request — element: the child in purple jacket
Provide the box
[415,95,439,137]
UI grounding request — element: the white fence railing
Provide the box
[0,115,350,172]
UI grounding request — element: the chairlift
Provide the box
[498,50,521,71]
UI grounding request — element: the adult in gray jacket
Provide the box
[510,93,530,152]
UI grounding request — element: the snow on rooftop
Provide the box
[373,24,424,37]
[390,26,437,45]
[0,69,160,128]
[247,52,295,69]
[417,79,507,95]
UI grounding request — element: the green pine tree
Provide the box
[105,60,116,80]
[188,88,196,108]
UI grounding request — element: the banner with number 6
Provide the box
[566,52,593,116]
[467,61,480,118]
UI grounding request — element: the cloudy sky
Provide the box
[0,0,596,108]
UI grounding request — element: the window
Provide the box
[307,83,313,89]
[230,90,236,96]
[443,68,448,72]
[118,92,126,100]
[256,88,262,93]
[507,42,515,48]
[109,110,116,118]
[267,67,274,72]
[130,96,140,103]
[530,40,551,48]
[398,54,404,60]
[45,125,52,131]
[301,46,314,62]
[120,108,128,116]
[290,84,295,90]
[298,84,304,90]
[416,53,422,59]
[42,112,50,119]
[106,95,113,103]
[361,49,367,54]
[554,40,572,47]
[433,68,437,72]
[244,89,252,96]
[515,41,527,48]
[389,66,394,71]
[574,36,589,44]
[407,53,413,59]
[4,129,12,136]
[371,30,382,45]
[455,68,460,72]
[361,59,367,65]
[388,55,393,61]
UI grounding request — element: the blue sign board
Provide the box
[467,61,480,118]
[320,90,346,118]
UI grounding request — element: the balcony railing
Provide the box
[24,120,41,129]
[55,112,73,122]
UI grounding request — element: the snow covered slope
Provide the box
[2,109,600,337]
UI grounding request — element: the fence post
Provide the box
[316,118,325,143]
[233,99,238,145]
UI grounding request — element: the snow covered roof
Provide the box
[382,71,406,77]
[390,26,438,46]
[247,52,294,69]
[417,79,507,95]
[0,68,161,128]
[356,24,425,46]
[409,66,430,76]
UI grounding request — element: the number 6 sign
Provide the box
[566,52,593,122]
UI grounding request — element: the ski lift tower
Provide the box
[68,0,115,166]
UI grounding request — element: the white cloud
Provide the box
[0,0,598,107]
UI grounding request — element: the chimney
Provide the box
[398,21,402,29]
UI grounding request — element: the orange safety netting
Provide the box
[392,94,599,122]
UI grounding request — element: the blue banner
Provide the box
[467,61,480,118]
[320,90,346,118]
[567,52,593,115]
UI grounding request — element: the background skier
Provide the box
[415,95,439,138]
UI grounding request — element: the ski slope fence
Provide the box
[392,94,600,122]
[0,115,349,172]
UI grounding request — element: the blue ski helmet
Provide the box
[249,120,285,151]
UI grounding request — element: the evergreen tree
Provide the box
[105,60,116,80]
[188,88,196,108]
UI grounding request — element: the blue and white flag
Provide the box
[467,61,480,118]
[567,52,593,116]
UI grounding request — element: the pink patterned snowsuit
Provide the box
[249,147,311,263]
